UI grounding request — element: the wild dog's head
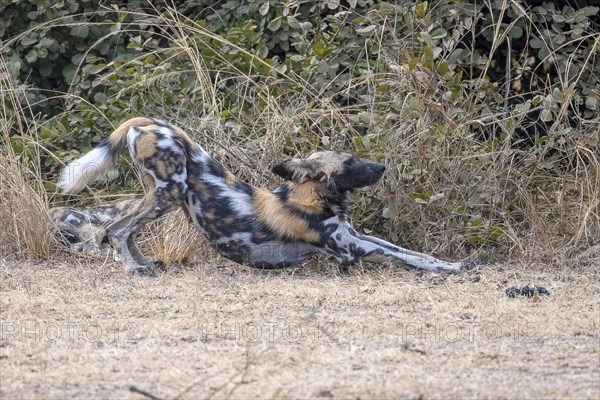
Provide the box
[272,150,385,192]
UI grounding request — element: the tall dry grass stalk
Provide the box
[0,58,55,259]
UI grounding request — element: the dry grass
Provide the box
[0,59,55,259]
[1,250,599,399]
[140,210,204,266]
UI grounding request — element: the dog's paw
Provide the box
[337,265,350,276]
[129,265,156,277]
[126,260,167,277]
[151,260,167,270]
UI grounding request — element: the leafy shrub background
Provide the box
[1,0,598,259]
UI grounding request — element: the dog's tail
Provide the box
[57,117,155,194]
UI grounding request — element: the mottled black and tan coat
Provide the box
[54,117,472,275]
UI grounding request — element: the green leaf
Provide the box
[585,96,598,110]
[538,46,550,60]
[43,178,57,192]
[430,27,447,39]
[7,61,21,79]
[12,138,23,153]
[408,57,421,72]
[456,204,472,213]
[540,109,553,122]
[39,62,53,77]
[287,16,301,30]
[415,2,428,18]
[327,0,340,10]
[423,46,433,58]
[361,135,371,150]
[470,218,484,227]
[436,61,449,75]
[40,127,53,139]
[88,63,107,74]
[581,6,599,16]
[21,33,37,46]
[552,88,564,102]
[268,17,282,31]
[491,226,504,241]
[413,192,432,204]
[25,49,38,63]
[62,64,77,83]
[355,25,376,36]
[259,2,269,15]
[530,37,544,49]
[382,203,399,219]
[507,25,523,39]
[299,21,312,31]
[70,25,89,38]
[39,37,55,48]
[314,42,330,57]
[98,42,111,55]
[93,92,107,103]
[448,48,465,62]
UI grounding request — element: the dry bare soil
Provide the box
[1,247,599,399]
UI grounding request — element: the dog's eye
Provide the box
[344,158,355,165]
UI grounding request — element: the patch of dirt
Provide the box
[1,253,599,399]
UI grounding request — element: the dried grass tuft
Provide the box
[0,59,55,259]
[138,209,205,266]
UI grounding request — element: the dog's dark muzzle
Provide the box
[355,161,385,187]
[332,160,386,191]
[369,162,386,183]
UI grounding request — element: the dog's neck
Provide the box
[281,181,351,219]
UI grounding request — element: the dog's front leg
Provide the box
[357,233,465,272]
[331,222,468,272]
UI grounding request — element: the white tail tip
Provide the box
[57,146,113,194]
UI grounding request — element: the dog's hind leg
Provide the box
[106,124,188,275]
[127,235,149,265]
[107,190,184,275]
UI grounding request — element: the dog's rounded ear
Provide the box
[271,159,321,183]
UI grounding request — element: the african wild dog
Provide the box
[56,117,473,275]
